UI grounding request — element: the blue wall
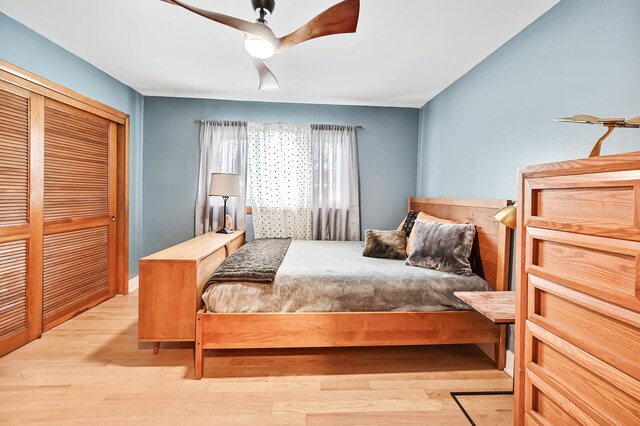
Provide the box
[417,0,640,200]
[143,97,419,255]
[416,0,640,351]
[0,12,144,277]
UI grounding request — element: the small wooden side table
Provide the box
[454,291,515,324]
[451,291,516,426]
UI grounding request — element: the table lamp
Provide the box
[209,173,241,234]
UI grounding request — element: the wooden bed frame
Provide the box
[194,197,512,379]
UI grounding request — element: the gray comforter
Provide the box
[202,240,492,313]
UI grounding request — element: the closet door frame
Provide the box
[0,60,129,345]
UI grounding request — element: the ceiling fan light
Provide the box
[244,34,275,59]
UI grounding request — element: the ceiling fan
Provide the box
[161,0,360,90]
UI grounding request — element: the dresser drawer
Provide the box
[525,367,598,426]
[225,233,245,256]
[528,275,640,381]
[525,320,640,425]
[524,171,640,240]
[526,227,640,311]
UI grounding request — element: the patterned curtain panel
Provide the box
[195,121,248,236]
[248,122,313,239]
[311,125,361,241]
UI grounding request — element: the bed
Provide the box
[194,197,512,379]
[203,240,493,313]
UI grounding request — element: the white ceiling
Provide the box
[0,0,559,108]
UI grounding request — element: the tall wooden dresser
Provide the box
[515,152,640,425]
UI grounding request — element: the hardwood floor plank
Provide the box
[320,379,371,391]
[370,378,512,390]
[306,411,466,425]
[207,380,320,392]
[273,398,444,415]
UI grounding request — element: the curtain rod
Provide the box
[194,120,246,125]
[194,119,363,129]
[311,123,364,129]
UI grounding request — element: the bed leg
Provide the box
[495,324,507,371]
[195,344,204,380]
[153,342,160,355]
[194,313,204,380]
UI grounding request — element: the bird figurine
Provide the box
[555,115,640,157]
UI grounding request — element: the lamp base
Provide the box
[216,228,233,234]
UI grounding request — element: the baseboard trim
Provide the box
[128,275,139,293]
[505,349,514,378]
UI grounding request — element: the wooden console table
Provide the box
[138,231,245,352]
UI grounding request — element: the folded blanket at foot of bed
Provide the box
[203,238,291,291]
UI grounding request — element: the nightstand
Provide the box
[452,291,516,426]
[454,291,515,325]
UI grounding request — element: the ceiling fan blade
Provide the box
[161,0,278,46]
[277,0,359,51]
[250,57,279,90]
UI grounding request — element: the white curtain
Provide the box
[195,121,248,236]
[311,125,360,241]
[248,122,313,239]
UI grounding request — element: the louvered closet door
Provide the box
[42,99,116,330]
[0,81,43,356]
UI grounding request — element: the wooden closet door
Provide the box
[0,81,43,356]
[42,99,116,330]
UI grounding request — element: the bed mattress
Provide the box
[202,240,492,313]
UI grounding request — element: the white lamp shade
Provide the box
[209,173,241,197]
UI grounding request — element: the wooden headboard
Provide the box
[408,198,512,291]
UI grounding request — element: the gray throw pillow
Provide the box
[405,220,476,275]
[362,229,407,260]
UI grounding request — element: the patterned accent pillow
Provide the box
[362,229,407,260]
[405,220,476,276]
[397,210,419,237]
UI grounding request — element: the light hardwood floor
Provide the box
[0,291,513,425]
